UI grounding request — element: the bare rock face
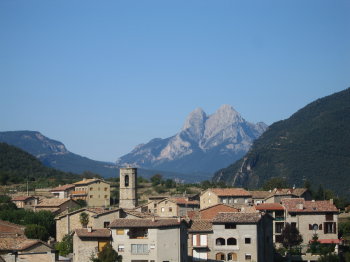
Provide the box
[117,105,267,177]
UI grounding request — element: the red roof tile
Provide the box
[0,220,25,236]
[282,198,338,213]
[199,204,238,220]
[189,220,213,232]
[255,203,285,211]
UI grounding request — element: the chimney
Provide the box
[330,199,334,205]
[87,226,92,233]
[297,204,304,210]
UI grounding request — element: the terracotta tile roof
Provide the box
[268,188,308,197]
[208,188,251,197]
[50,184,75,192]
[189,220,213,232]
[110,218,182,228]
[75,228,111,238]
[0,236,51,251]
[0,220,25,236]
[213,212,262,223]
[36,198,73,207]
[282,198,338,213]
[249,191,271,199]
[187,210,199,220]
[199,204,238,220]
[11,196,36,201]
[239,206,258,213]
[255,203,285,211]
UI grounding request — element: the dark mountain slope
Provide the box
[213,88,350,199]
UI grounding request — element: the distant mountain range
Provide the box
[213,88,350,199]
[117,105,267,178]
[0,131,204,182]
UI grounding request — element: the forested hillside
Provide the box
[213,88,350,199]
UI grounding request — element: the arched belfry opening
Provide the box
[125,175,129,187]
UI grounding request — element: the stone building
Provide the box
[34,198,80,215]
[55,207,121,242]
[149,197,200,217]
[119,168,137,209]
[73,228,111,262]
[264,188,312,204]
[72,178,111,207]
[109,218,188,262]
[11,196,38,209]
[50,184,75,199]
[200,188,252,209]
[282,198,339,245]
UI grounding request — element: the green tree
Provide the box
[25,224,49,241]
[79,212,89,228]
[318,254,339,262]
[280,223,303,251]
[55,233,73,256]
[90,243,122,262]
[262,177,289,190]
[150,174,162,186]
[76,199,87,208]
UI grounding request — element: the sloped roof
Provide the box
[122,209,157,218]
[267,188,308,198]
[50,184,75,192]
[255,203,285,211]
[213,212,261,223]
[0,220,25,236]
[0,236,51,251]
[249,191,271,199]
[74,178,109,186]
[208,188,251,197]
[75,228,111,238]
[282,198,338,213]
[199,204,239,220]
[110,218,182,228]
[36,198,75,207]
[189,220,213,232]
[11,196,36,201]
[162,197,199,206]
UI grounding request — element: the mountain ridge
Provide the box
[117,105,267,175]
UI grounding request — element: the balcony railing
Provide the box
[275,217,285,221]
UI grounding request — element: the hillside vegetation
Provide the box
[213,88,350,199]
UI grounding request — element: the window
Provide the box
[104,187,108,191]
[90,187,93,191]
[245,237,251,244]
[104,221,110,228]
[118,244,124,252]
[291,213,296,217]
[227,238,237,245]
[105,195,108,199]
[116,229,124,235]
[228,252,237,261]
[125,175,129,187]
[169,207,173,212]
[225,223,236,229]
[131,244,148,254]
[223,199,227,204]
[275,222,284,233]
[215,253,225,260]
[129,228,148,239]
[90,195,93,198]
[245,254,252,260]
[234,199,238,203]
[154,203,157,208]
[161,207,165,213]
[324,222,336,234]
[216,238,225,246]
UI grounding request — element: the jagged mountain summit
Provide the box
[116,105,267,177]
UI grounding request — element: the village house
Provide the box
[73,228,111,262]
[55,207,121,242]
[109,218,188,262]
[249,191,271,205]
[50,184,75,199]
[35,198,80,215]
[255,203,286,243]
[72,178,110,207]
[188,212,273,262]
[264,188,312,204]
[200,188,252,209]
[281,198,339,246]
[150,197,200,217]
[11,195,38,209]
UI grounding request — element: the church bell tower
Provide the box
[119,167,137,209]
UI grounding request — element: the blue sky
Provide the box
[1,0,349,162]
